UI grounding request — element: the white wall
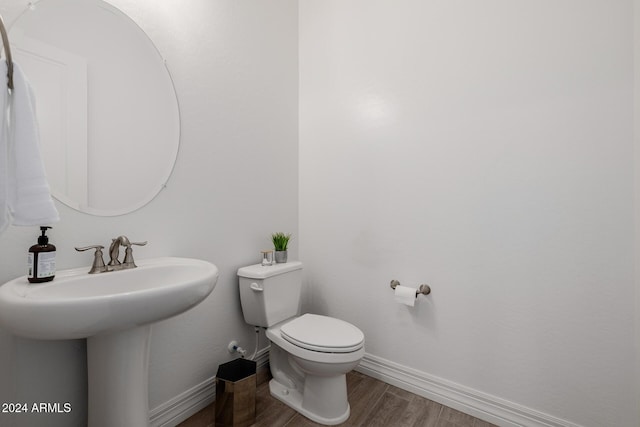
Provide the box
[299,1,636,426]
[0,1,298,426]
[634,0,640,423]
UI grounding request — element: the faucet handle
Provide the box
[122,241,148,268]
[75,245,107,274]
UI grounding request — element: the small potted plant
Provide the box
[272,232,291,263]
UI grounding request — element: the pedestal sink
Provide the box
[0,257,219,427]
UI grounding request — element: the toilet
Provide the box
[237,261,365,425]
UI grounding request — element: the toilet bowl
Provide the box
[237,262,365,425]
[266,314,364,425]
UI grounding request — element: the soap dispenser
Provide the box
[28,226,56,283]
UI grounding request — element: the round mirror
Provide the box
[9,0,180,216]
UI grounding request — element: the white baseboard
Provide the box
[150,349,581,427]
[356,353,583,427]
[149,348,270,427]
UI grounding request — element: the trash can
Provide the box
[215,358,257,427]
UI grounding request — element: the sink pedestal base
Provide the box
[87,325,152,427]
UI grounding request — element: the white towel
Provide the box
[0,61,11,233]
[7,62,59,226]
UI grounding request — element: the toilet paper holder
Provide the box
[390,280,431,297]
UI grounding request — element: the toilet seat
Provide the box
[280,314,364,353]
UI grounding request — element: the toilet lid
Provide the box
[280,314,364,353]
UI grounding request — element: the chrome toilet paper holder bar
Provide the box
[390,280,431,297]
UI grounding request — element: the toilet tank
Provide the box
[237,261,303,327]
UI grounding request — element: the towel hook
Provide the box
[0,14,13,90]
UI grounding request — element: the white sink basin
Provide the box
[0,256,219,427]
[0,256,218,340]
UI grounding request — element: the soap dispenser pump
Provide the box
[28,226,56,283]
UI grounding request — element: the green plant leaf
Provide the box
[271,232,292,251]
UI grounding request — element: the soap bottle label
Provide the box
[36,252,56,278]
[27,253,34,278]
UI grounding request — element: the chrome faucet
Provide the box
[76,236,147,274]
[108,235,148,269]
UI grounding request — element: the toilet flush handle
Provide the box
[250,282,263,292]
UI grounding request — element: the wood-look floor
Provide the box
[178,370,496,427]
